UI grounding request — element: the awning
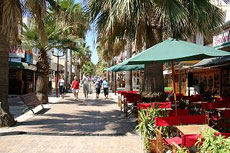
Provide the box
[193,55,230,67]
[9,61,37,71]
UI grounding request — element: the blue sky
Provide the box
[75,0,98,64]
[85,24,98,64]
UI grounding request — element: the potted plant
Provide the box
[136,105,169,153]
[196,129,230,153]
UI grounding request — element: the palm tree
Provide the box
[88,0,224,96]
[82,61,96,76]
[55,0,89,85]
[23,15,80,102]
[0,0,50,127]
[72,42,91,79]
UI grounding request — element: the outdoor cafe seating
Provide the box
[120,91,230,152]
[119,92,140,116]
[117,90,138,108]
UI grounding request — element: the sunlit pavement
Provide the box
[0,89,143,153]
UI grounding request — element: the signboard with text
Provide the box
[9,47,25,58]
[32,48,39,65]
[26,50,33,64]
[213,30,230,49]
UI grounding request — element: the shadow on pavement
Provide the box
[15,109,137,135]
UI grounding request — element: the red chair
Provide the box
[176,93,184,101]
[124,93,140,103]
[183,96,193,101]
[169,109,189,116]
[222,110,230,132]
[191,94,204,102]
[155,116,181,126]
[181,115,207,125]
[120,90,138,95]
[201,103,223,110]
[215,132,230,138]
[123,93,140,116]
[153,102,171,108]
[137,103,153,109]
[181,134,201,148]
[215,96,230,108]
[155,128,182,152]
[169,93,184,102]
[137,102,171,110]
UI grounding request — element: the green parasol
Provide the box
[126,38,230,114]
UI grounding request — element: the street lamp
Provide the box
[52,48,64,97]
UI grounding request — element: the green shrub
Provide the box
[136,105,169,152]
[196,129,230,153]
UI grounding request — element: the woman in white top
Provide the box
[82,74,89,99]
[58,75,65,98]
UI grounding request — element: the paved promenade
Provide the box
[0,90,143,153]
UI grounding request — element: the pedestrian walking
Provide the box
[95,78,101,99]
[102,78,109,99]
[58,75,65,98]
[72,76,79,100]
[82,74,89,99]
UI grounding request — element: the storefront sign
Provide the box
[32,48,39,65]
[9,47,25,58]
[26,50,33,64]
[213,30,230,48]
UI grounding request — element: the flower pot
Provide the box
[149,138,156,153]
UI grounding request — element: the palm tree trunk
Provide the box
[36,48,49,103]
[0,32,16,127]
[141,26,164,98]
[69,50,72,83]
[125,41,133,91]
[64,49,68,89]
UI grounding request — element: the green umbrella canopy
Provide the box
[126,38,230,65]
[107,56,144,72]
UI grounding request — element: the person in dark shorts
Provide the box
[95,79,101,99]
[102,78,109,99]
[58,75,65,98]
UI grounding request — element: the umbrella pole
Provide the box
[171,61,177,115]
[114,72,117,95]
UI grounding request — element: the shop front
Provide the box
[9,47,38,95]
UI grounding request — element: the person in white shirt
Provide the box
[82,74,89,99]
[58,75,65,98]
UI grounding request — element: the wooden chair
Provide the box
[171,142,183,153]
[155,128,182,153]
[123,93,140,116]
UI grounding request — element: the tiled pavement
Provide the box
[0,90,144,153]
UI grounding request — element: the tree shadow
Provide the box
[15,109,137,135]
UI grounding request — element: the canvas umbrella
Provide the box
[107,55,144,72]
[126,38,230,114]
[106,57,144,94]
[107,64,144,72]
